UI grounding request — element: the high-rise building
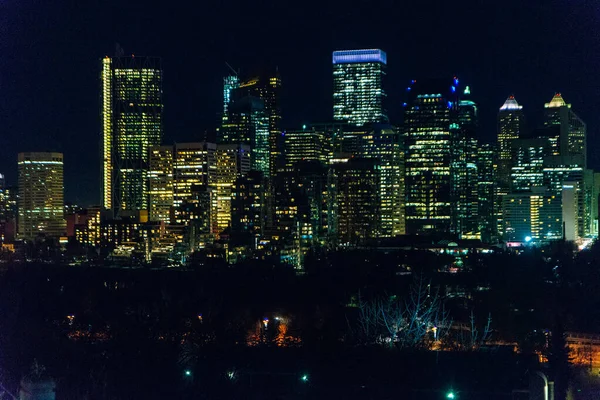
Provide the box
[332,49,387,126]
[510,137,552,192]
[278,127,332,171]
[543,156,585,239]
[172,143,216,225]
[327,157,381,245]
[497,96,525,187]
[101,55,163,212]
[503,188,562,242]
[231,170,268,243]
[477,144,497,242]
[219,96,270,176]
[543,93,587,167]
[452,97,479,236]
[335,124,405,236]
[404,79,454,234]
[219,71,281,178]
[17,152,65,239]
[148,146,174,224]
[214,144,251,234]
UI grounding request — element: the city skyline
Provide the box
[1,1,599,206]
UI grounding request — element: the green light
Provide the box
[301,374,309,382]
[447,391,455,399]
[185,370,192,377]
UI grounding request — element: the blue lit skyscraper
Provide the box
[332,49,387,126]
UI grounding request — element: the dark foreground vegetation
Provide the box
[0,241,599,398]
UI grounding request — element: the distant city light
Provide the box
[525,236,532,242]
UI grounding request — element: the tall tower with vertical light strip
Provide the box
[101,55,163,212]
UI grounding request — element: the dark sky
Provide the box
[1,0,600,206]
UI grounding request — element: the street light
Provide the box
[184,370,192,377]
[446,391,456,399]
[300,374,309,383]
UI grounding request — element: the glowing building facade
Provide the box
[543,93,587,167]
[332,49,387,126]
[404,79,453,234]
[452,97,479,236]
[503,188,562,242]
[214,144,251,234]
[148,145,174,224]
[327,157,381,245]
[101,56,163,212]
[497,96,525,187]
[334,124,405,237]
[18,152,65,239]
[476,143,498,241]
[279,127,332,171]
[219,71,281,178]
[172,143,216,226]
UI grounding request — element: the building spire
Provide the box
[499,95,523,111]
[544,93,568,108]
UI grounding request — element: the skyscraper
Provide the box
[172,142,216,225]
[328,157,381,245]
[18,152,65,239]
[214,144,251,234]
[278,127,332,171]
[543,93,587,167]
[477,144,498,241]
[219,71,281,178]
[332,49,387,126]
[452,96,480,236]
[404,79,454,234]
[148,145,174,224]
[101,55,163,212]
[334,124,405,236]
[497,96,525,187]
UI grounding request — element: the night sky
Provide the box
[1,0,599,206]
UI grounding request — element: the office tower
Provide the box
[544,93,587,166]
[172,143,217,226]
[562,182,579,241]
[148,146,174,224]
[220,71,281,178]
[543,156,585,239]
[219,96,270,176]
[327,157,381,245]
[404,79,455,234]
[510,137,552,191]
[101,55,163,212]
[222,75,240,122]
[334,124,405,236]
[17,152,65,239]
[231,170,268,244]
[332,49,387,126]
[72,206,102,247]
[0,183,17,244]
[214,144,251,234]
[278,127,332,171]
[503,188,562,242]
[477,144,497,242]
[452,96,479,236]
[497,96,525,187]
[583,170,598,237]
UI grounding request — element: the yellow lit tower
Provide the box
[18,152,66,239]
[101,55,163,212]
[497,95,525,187]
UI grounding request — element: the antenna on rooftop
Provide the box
[225,62,238,76]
